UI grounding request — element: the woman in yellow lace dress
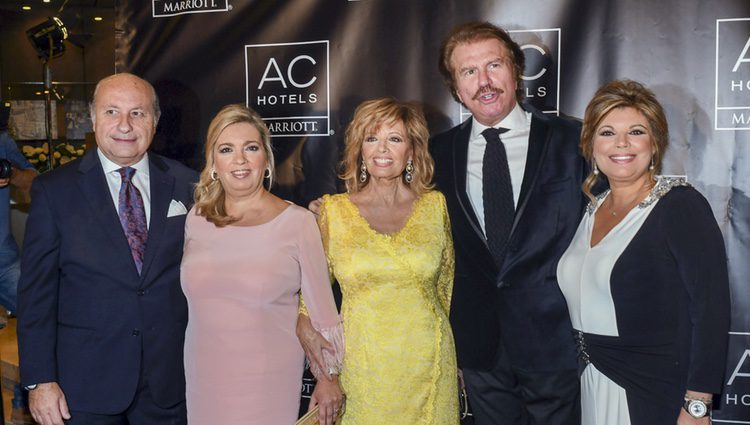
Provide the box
[301,98,458,424]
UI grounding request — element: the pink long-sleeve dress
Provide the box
[180,203,343,425]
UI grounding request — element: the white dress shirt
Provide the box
[466,103,531,236]
[97,149,152,228]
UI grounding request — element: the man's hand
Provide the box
[309,375,344,425]
[296,313,334,381]
[29,382,71,425]
[0,177,9,188]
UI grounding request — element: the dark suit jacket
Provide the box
[17,150,197,414]
[430,105,587,371]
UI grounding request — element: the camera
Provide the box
[0,159,13,179]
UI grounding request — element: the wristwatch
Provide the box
[24,384,37,391]
[683,396,711,418]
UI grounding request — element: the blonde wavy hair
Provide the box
[341,98,434,194]
[193,104,275,227]
[580,80,668,204]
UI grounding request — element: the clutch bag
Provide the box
[295,404,344,425]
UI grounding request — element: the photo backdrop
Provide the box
[116,1,750,422]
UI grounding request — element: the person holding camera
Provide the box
[0,104,37,316]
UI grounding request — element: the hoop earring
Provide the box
[264,168,271,179]
[404,159,414,184]
[359,160,368,183]
[592,161,599,176]
[211,168,218,181]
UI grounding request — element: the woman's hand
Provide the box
[676,408,710,425]
[677,390,712,425]
[309,375,344,425]
[308,197,323,216]
[296,313,334,381]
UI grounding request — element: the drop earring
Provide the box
[649,157,655,171]
[592,161,599,176]
[359,160,368,183]
[404,159,414,184]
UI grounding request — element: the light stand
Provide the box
[43,62,53,170]
[26,17,68,171]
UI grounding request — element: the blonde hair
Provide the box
[193,104,275,226]
[580,80,668,204]
[341,98,434,194]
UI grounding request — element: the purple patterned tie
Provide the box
[118,167,148,274]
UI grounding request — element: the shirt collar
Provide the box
[97,148,150,176]
[470,102,527,140]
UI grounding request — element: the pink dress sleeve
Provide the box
[298,210,344,376]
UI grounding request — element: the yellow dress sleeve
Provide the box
[316,195,336,282]
[436,193,455,313]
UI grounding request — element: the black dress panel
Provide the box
[582,186,730,424]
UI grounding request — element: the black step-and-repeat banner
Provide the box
[117,1,750,422]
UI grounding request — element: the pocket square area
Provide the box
[167,200,188,217]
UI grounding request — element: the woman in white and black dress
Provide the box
[557,80,730,425]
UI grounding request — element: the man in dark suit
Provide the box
[17,73,197,425]
[430,22,587,425]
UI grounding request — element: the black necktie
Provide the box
[482,127,514,270]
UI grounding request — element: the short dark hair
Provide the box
[438,21,525,103]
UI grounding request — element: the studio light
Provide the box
[26,17,69,60]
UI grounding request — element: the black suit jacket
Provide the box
[17,151,197,414]
[430,105,587,371]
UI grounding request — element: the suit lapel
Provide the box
[140,154,175,280]
[509,111,551,238]
[452,119,485,242]
[449,119,498,281]
[77,151,139,276]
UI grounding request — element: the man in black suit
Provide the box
[430,22,587,425]
[17,73,197,425]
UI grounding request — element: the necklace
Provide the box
[606,185,652,217]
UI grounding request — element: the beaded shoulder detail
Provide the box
[586,175,690,215]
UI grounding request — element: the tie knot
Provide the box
[118,167,136,182]
[481,127,509,143]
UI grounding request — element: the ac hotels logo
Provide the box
[245,40,330,138]
[715,18,750,130]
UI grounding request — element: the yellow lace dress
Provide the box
[318,191,459,425]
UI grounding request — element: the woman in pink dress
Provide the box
[180,104,345,425]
